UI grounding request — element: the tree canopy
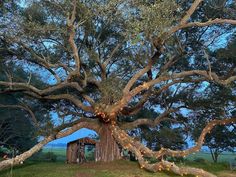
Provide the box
[0,0,236,176]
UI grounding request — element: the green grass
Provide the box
[0,160,235,177]
[0,162,79,177]
[0,149,235,177]
[42,148,67,161]
[42,148,236,163]
[0,160,181,177]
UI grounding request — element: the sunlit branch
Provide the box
[111,124,217,177]
[0,118,99,171]
[130,70,236,99]
[154,117,236,158]
[112,76,205,114]
[123,60,155,94]
[0,80,94,99]
[120,90,152,116]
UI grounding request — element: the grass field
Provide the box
[0,148,235,177]
[42,147,236,163]
[0,160,235,177]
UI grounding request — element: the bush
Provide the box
[28,150,44,161]
[0,146,11,157]
[43,152,57,162]
[193,158,208,163]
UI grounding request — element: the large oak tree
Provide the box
[0,0,236,176]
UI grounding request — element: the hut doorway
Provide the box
[66,137,97,164]
[85,144,95,161]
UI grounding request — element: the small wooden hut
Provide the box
[66,137,97,164]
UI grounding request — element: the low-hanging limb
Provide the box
[0,118,100,171]
[111,124,217,177]
[119,117,236,159]
[153,117,236,159]
[110,116,236,177]
[23,92,93,113]
[0,80,84,96]
[0,81,94,112]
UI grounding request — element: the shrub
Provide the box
[193,158,208,163]
[167,156,185,163]
[43,152,57,162]
[0,146,11,157]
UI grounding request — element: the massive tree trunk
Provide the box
[96,123,121,162]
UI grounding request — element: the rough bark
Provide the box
[96,123,121,162]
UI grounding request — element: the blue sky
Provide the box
[48,128,96,145]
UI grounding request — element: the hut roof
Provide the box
[67,137,97,145]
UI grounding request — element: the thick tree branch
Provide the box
[123,60,155,94]
[114,69,233,114]
[111,124,217,177]
[0,80,79,95]
[120,108,179,130]
[130,70,236,101]
[0,81,94,112]
[120,90,152,116]
[23,92,93,113]
[154,117,236,158]
[180,0,203,25]
[0,118,99,171]
[157,0,236,43]
[67,0,81,72]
